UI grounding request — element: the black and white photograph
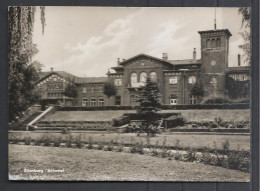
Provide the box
[8,7,251,181]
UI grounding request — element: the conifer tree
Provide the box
[137,77,161,135]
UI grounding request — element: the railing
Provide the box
[26,106,54,131]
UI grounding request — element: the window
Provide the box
[149,72,157,82]
[130,95,137,102]
[210,76,217,84]
[115,96,121,105]
[91,86,94,93]
[169,76,178,84]
[216,38,221,47]
[90,98,96,106]
[212,39,216,48]
[190,95,197,105]
[114,79,122,87]
[188,76,196,84]
[170,94,177,105]
[98,97,104,106]
[206,39,211,48]
[130,73,137,86]
[82,99,88,106]
[140,72,147,83]
[241,75,248,81]
[83,87,87,93]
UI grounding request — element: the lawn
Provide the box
[9,144,250,181]
[9,131,250,151]
[41,109,250,122]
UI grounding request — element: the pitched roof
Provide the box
[119,53,173,67]
[75,77,108,84]
[37,71,77,83]
[226,66,250,73]
[169,59,201,65]
[198,29,232,37]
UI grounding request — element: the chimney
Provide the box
[162,53,168,61]
[238,54,241,66]
[51,67,54,72]
[117,58,120,66]
[193,48,197,60]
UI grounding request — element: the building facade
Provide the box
[35,28,250,107]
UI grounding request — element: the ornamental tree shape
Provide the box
[137,77,161,135]
[8,6,45,122]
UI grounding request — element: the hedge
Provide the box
[57,104,249,111]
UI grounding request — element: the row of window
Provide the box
[82,97,105,106]
[229,74,248,81]
[47,92,63,98]
[169,95,197,105]
[169,76,217,85]
[131,72,157,84]
[82,86,103,93]
[47,83,64,90]
[82,96,121,106]
[206,38,221,48]
[169,76,196,85]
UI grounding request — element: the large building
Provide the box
[35,28,250,107]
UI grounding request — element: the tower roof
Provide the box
[198,29,232,37]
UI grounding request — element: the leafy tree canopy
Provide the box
[238,8,250,65]
[8,6,45,122]
[64,83,78,99]
[103,82,117,98]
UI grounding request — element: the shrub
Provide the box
[97,142,104,150]
[106,141,114,151]
[215,117,223,126]
[161,137,168,158]
[42,135,52,146]
[62,127,70,134]
[151,141,159,156]
[221,140,230,155]
[75,134,83,148]
[87,136,93,149]
[24,136,32,145]
[173,151,182,160]
[200,150,214,165]
[53,137,62,147]
[164,116,186,128]
[130,141,144,154]
[112,116,130,127]
[116,144,124,152]
[65,135,73,148]
[184,148,197,162]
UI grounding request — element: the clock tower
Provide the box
[198,29,232,96]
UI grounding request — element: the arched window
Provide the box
[130,73,137,85]
[140,72,147,83]
[216,38,221,47]
[149,72,157,82]
[206,39,211,48]
[188,76,196,84]
[212,39,216,48]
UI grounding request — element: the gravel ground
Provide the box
[9,145,250,182]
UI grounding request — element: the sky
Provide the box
[32,7,248,77]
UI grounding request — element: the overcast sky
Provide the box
[32,7,248,77]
